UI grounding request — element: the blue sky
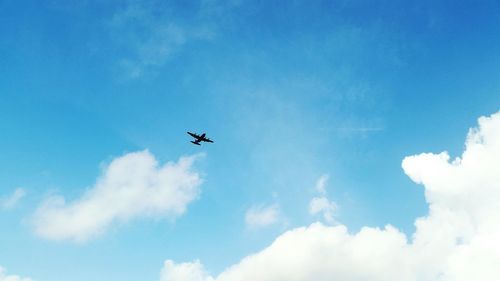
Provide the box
[1,1,500,280]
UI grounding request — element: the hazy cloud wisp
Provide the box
[245,204,280,229]
[309,174,338,224]
[109,0,240,78]
[161,260,214,281]
[0,267,32,281]
[0,188,26,210]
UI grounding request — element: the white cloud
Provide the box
[309,197,338,224]
[309,174,338,224]
[160,111,500,281]
[1,188,26,210]
[32,150,203,242]
[245,204,280,229]
[314,174,329,195]
[161,260,214,281]
[0,266,33,281]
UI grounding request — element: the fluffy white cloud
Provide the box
[245,204,280,228]
[33,150,203,242]
[0,188,26,210]
[161,111,500,281]
[0,267,32,281]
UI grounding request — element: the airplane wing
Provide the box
[203,138,214,143]
[187,132,200,138]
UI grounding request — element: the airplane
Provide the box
[187,132,214,145]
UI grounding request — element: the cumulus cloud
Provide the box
[245,204,280,229]
[160,111,500,281]
[33,150,203,242]
[0,267,32,281]
[0,188,26,210]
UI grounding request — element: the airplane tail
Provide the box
[191,141,201,145]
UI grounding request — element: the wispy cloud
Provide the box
[335,127,384,132]
[314,174,329,195]
[0,266,33,281]
[1,188,26,210]
[161,260,214,281]
[108,0,240,79]
[309,197,338,224]
[309,174,338,225]
[245,204,280,229]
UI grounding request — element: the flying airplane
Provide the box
[187,132,214,145]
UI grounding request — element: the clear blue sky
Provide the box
[1,0,499,280]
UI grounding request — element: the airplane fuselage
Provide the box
[187,131,214,145]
